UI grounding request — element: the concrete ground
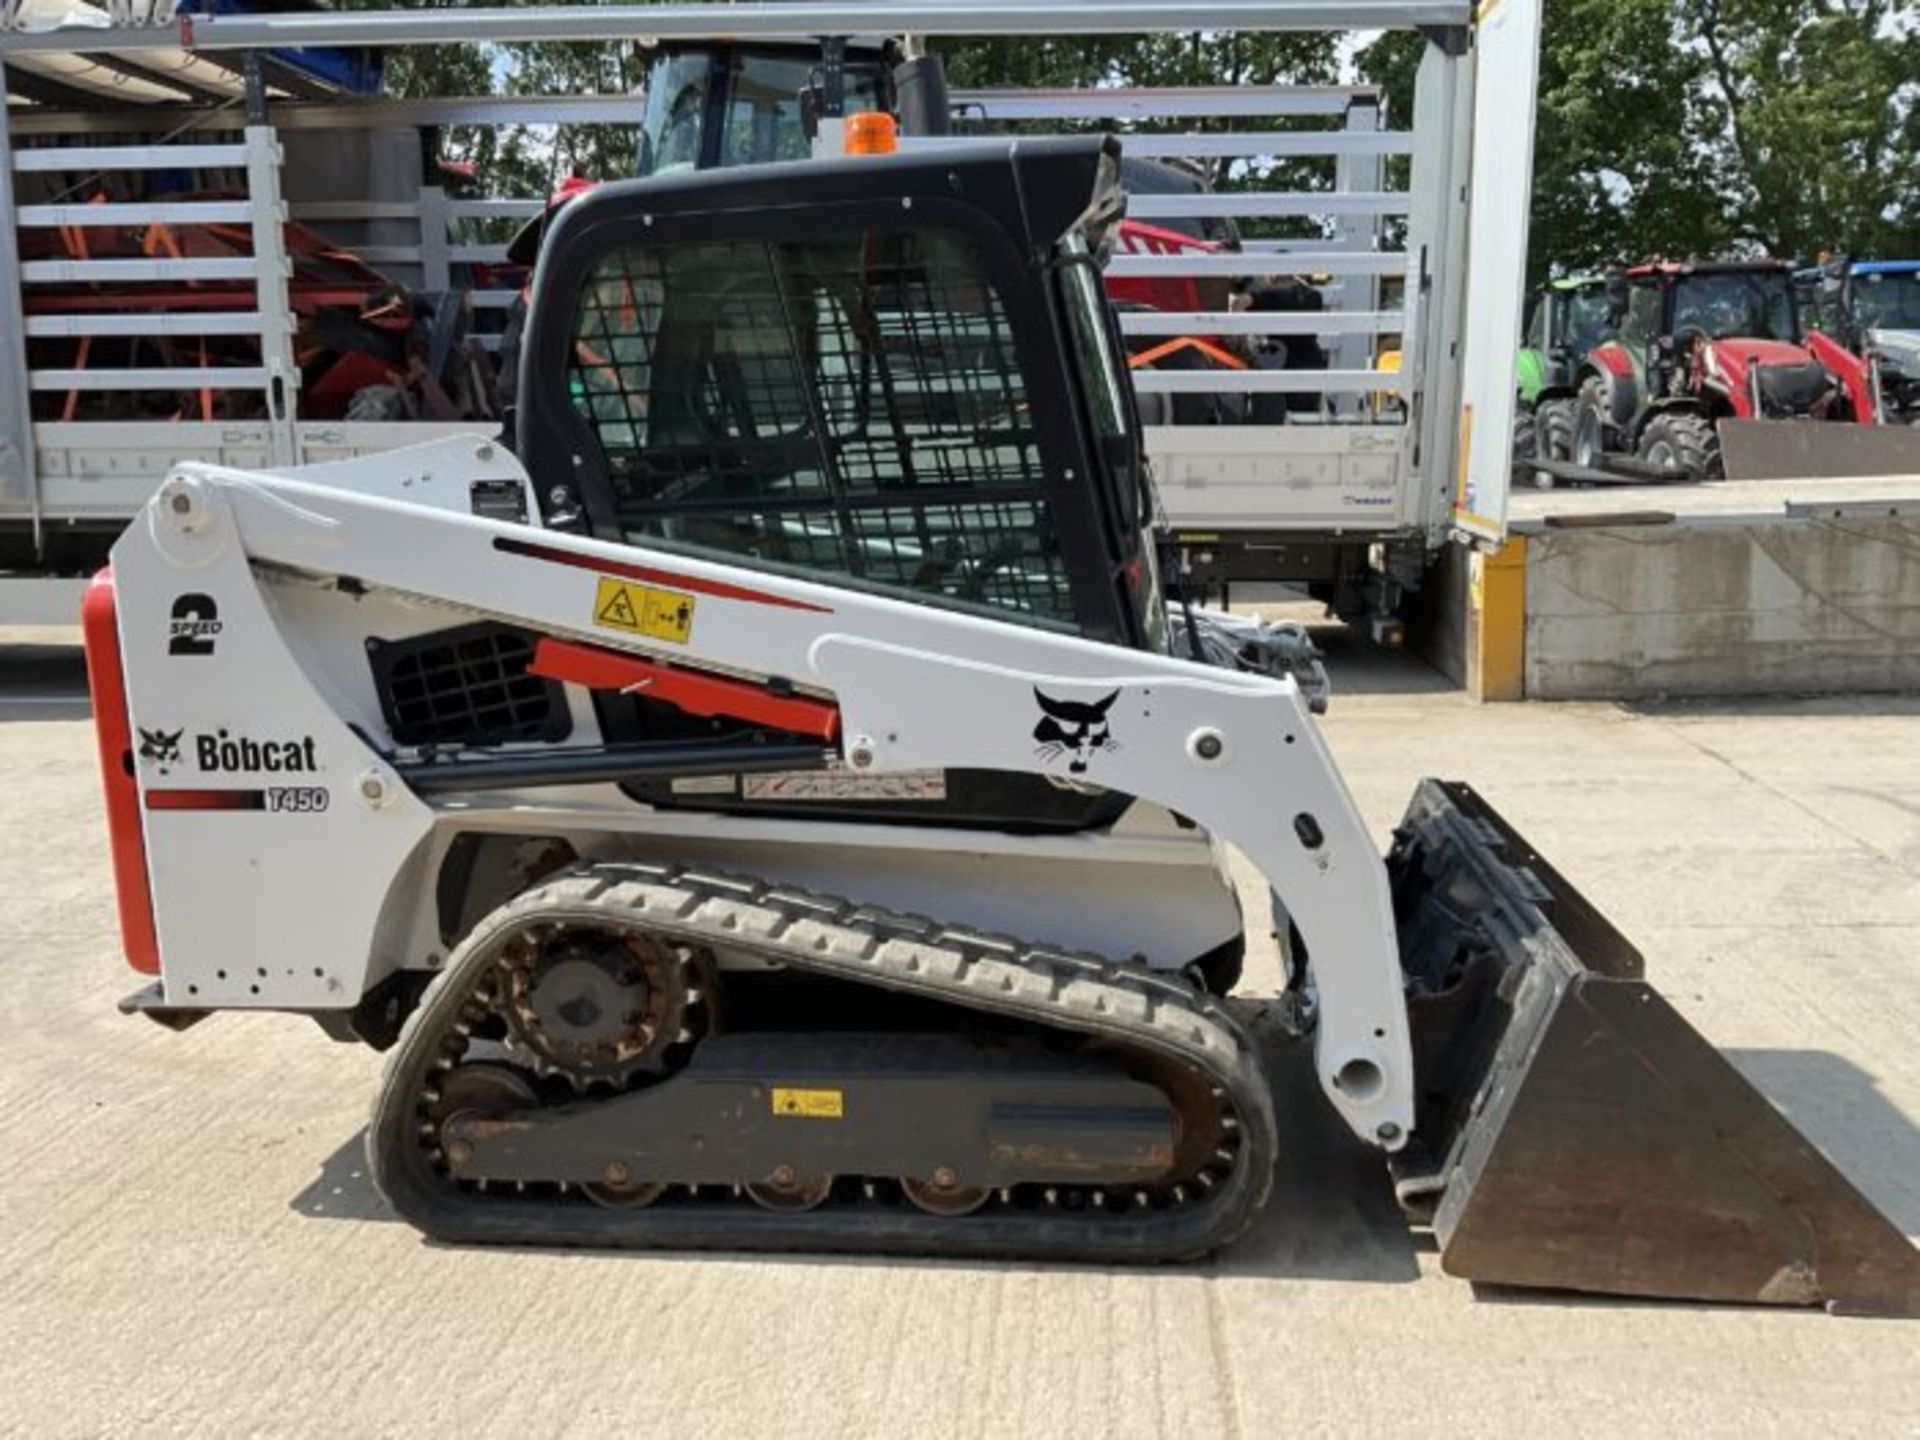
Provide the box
[2,626,1917,1438]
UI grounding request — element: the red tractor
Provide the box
[1556,260,1855,480]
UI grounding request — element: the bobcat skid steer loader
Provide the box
[86,138,1920,1314]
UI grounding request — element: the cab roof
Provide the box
[1624,260,1793,278]
[512,135,1124,268]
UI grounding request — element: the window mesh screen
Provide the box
[569,226,1074,624]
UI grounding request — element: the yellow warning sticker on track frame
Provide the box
[593,576,696,644]
[771,1087,844,1119]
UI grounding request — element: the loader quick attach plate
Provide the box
[1389,779,1920,1316]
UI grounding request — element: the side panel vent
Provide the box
[369,623,571,748]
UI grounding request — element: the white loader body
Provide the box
[104,437,1416,1149]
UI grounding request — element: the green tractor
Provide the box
[1513,274,1613,465]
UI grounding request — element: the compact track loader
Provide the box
[86,138,1920,1314]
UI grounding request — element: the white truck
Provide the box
[0,0,1541,636]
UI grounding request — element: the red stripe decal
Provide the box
[82,570,161,976]
[530,638,841,742]
[495,537,833,614]
[146,789,266,812]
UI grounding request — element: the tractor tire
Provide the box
[1536,396,1577,462]
[1638,411,1723,480]
[1511,406,1538,467]
[1572,375,1611,471]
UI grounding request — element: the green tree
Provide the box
[339,0,647,198]
[1366,0,1919,281]
[1682,0,1920,258]
[1362,3,1721,283]
[359,2,1920,273]
[940,31,1348,240]
[1528,0,1724,272]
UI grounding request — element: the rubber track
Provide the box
[368,861,1279,1262]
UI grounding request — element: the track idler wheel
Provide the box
[901,1172,991,1217]
[582,1165,669,1210]
[745,1169,834,1212]
[431,1063,538,1170]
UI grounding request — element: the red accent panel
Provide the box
[81,570,161,976]
[1593,344,1634,378]
[530,638,841,742]
[1804,331,1875,422]
[495,537,833,614]
[146,790,266,812]
[1711,338,1810,368]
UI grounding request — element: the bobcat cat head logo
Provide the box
[138,727,184,774]
[1032,688,1120,775]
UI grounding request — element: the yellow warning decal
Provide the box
[771,1087,844,1119]
[593,576,696,644]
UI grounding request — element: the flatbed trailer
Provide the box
[0,0,1541,633]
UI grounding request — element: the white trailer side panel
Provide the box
[1451,0,1544,542]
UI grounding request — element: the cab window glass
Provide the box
[637,54,709,176]
[568,225,1075,626]
[1060,243,1129,443]
[1621,282,1663,350]
[720,54,888,168]
[1672,273,1795,341]
[1524,295,1546,351]
[1564,290,1614,354]
[1855,273,1920,331]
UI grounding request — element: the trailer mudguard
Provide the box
[1389,779,1920,1316]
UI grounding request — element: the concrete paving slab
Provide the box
[1,634,1916,1437]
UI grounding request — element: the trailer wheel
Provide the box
[1638,411,1723,480]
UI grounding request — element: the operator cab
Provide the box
[513,137,1164,828]
[1617,262,1801,350]
[1523,280,1613,362]
[1801,260,1920,344]
[1847,264,1920,334]
[634,39,899,177]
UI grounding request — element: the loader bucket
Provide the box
[1387,779,1920,1316]
[1719,417,1920,480]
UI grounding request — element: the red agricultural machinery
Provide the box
[1798,259,1920,427]
[1552,260,1861,481]
[20,188,511,425]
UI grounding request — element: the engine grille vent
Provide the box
[369,623,571,748]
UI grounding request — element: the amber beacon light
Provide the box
[844,110,899,155]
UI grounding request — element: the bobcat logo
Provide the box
[138,727,184,775]
[1032,688,1120,775]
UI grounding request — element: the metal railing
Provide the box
[287,187,536,336]
[1,2,1476,47]
[1,1,1479,545]
[8,125,298,461]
